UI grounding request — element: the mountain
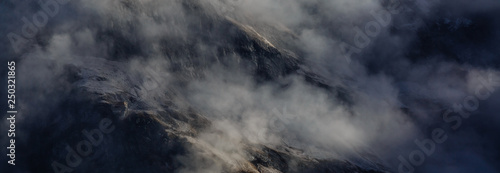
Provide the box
[1,0,500,173]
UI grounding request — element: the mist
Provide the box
[1,0,500,172]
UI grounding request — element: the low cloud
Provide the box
[1,0,500,172]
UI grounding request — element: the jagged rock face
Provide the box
[23,20,379,173]
[35,60,381,173]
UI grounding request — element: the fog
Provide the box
[1,0,500,172]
